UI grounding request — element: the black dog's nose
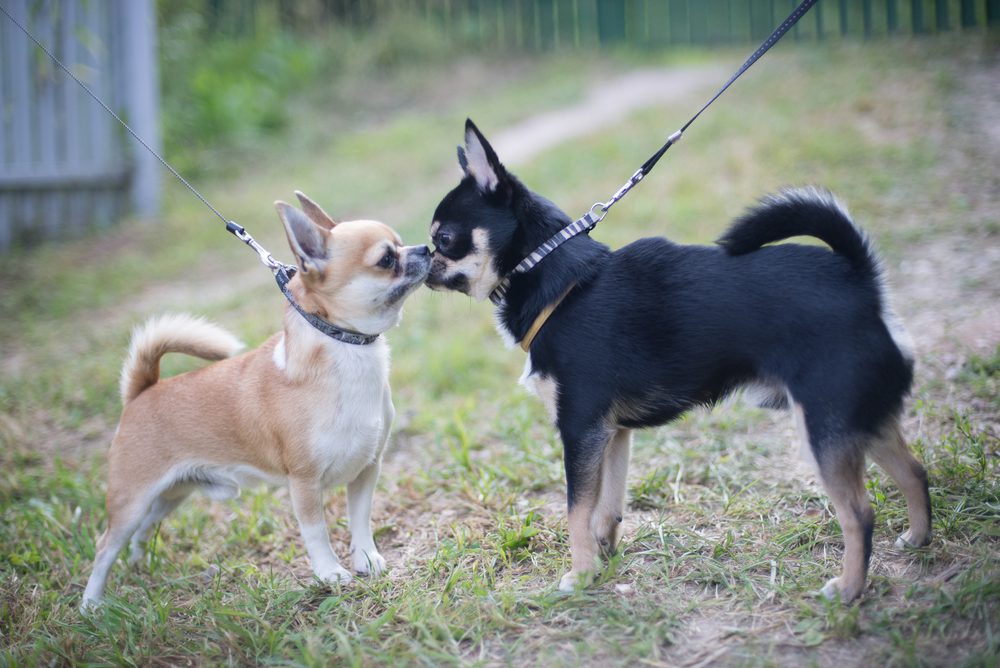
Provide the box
[413,245,430,256]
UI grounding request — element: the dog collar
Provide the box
[489,206,603,306]
[519,283,577,352]
[275,267,381,346]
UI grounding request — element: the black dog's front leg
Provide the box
[590,428,632,556]
[559,421,614,592]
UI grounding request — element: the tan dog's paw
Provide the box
[352,549,386,576]
[318,564,354,585]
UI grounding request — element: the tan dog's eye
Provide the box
[377,251,396,270]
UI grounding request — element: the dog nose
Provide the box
[412,245,430,256]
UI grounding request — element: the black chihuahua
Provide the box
[426,119,930,602]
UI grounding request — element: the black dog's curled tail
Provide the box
[717,187,881,278]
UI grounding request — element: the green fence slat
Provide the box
[596,0,625,42]
[988,0,1000,26]
[188,0,997,50]
[935,0,949,29]
[749,0,773,39]
[960,0,975,27]
[912,0,926,32]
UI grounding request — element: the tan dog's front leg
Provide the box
[288,477,352,585]
[347,459,386,576]
[348,390,392,576]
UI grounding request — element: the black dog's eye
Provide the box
[378,251,396,269]
[436,230,454,251]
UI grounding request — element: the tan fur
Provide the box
[557,427,632,591]
[868,419,932,548]
[120,314,244,404]
[427,228,501,302]
[561,496,601,592]
[590,428,632,555]
[817,449,874,602]
[82,194,429,611]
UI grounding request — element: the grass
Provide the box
[2,34,999,666]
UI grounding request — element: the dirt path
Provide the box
[492,65,729,165]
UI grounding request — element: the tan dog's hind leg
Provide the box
[127,487,192,566]
[82,488,159,611]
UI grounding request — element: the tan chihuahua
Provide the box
[81,192,430,610]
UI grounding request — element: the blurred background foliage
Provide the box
[157,0,998,175]
[158,0,463,174]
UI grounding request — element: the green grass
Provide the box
[2,36,999,666]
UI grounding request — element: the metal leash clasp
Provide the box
[589,167,646,227]
[226,220,290,274]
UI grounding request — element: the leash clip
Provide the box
[227,220,288,273]
[586,202,609,228]
[594,167,646,223]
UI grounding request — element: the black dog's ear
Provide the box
[457,146,469,174]
[463,118,507,194]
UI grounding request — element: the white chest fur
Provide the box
[276,329,392,486]
[520,358,559,424]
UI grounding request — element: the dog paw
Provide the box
[557,570,594,593]
[79,596,103,614]
[819,577,862,603]
[591,514,624,558]
[352,548,386,576]
[126,545,145,568]
[894,530,932,550]
[317,564,354,585]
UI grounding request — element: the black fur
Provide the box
[427,119,923,599]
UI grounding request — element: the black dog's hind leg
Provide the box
[815,445,875,602]
[590,428,632,557]
[559,421,614,592]
[867,418,932,549]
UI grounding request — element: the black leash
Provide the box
[490,0,820,305]
[0,4,378,345]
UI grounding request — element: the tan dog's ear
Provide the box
[294,190,338,230]
[275,201,328,275]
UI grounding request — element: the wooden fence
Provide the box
[0,0,159,251]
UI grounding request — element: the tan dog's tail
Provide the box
[120,314,244,405]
